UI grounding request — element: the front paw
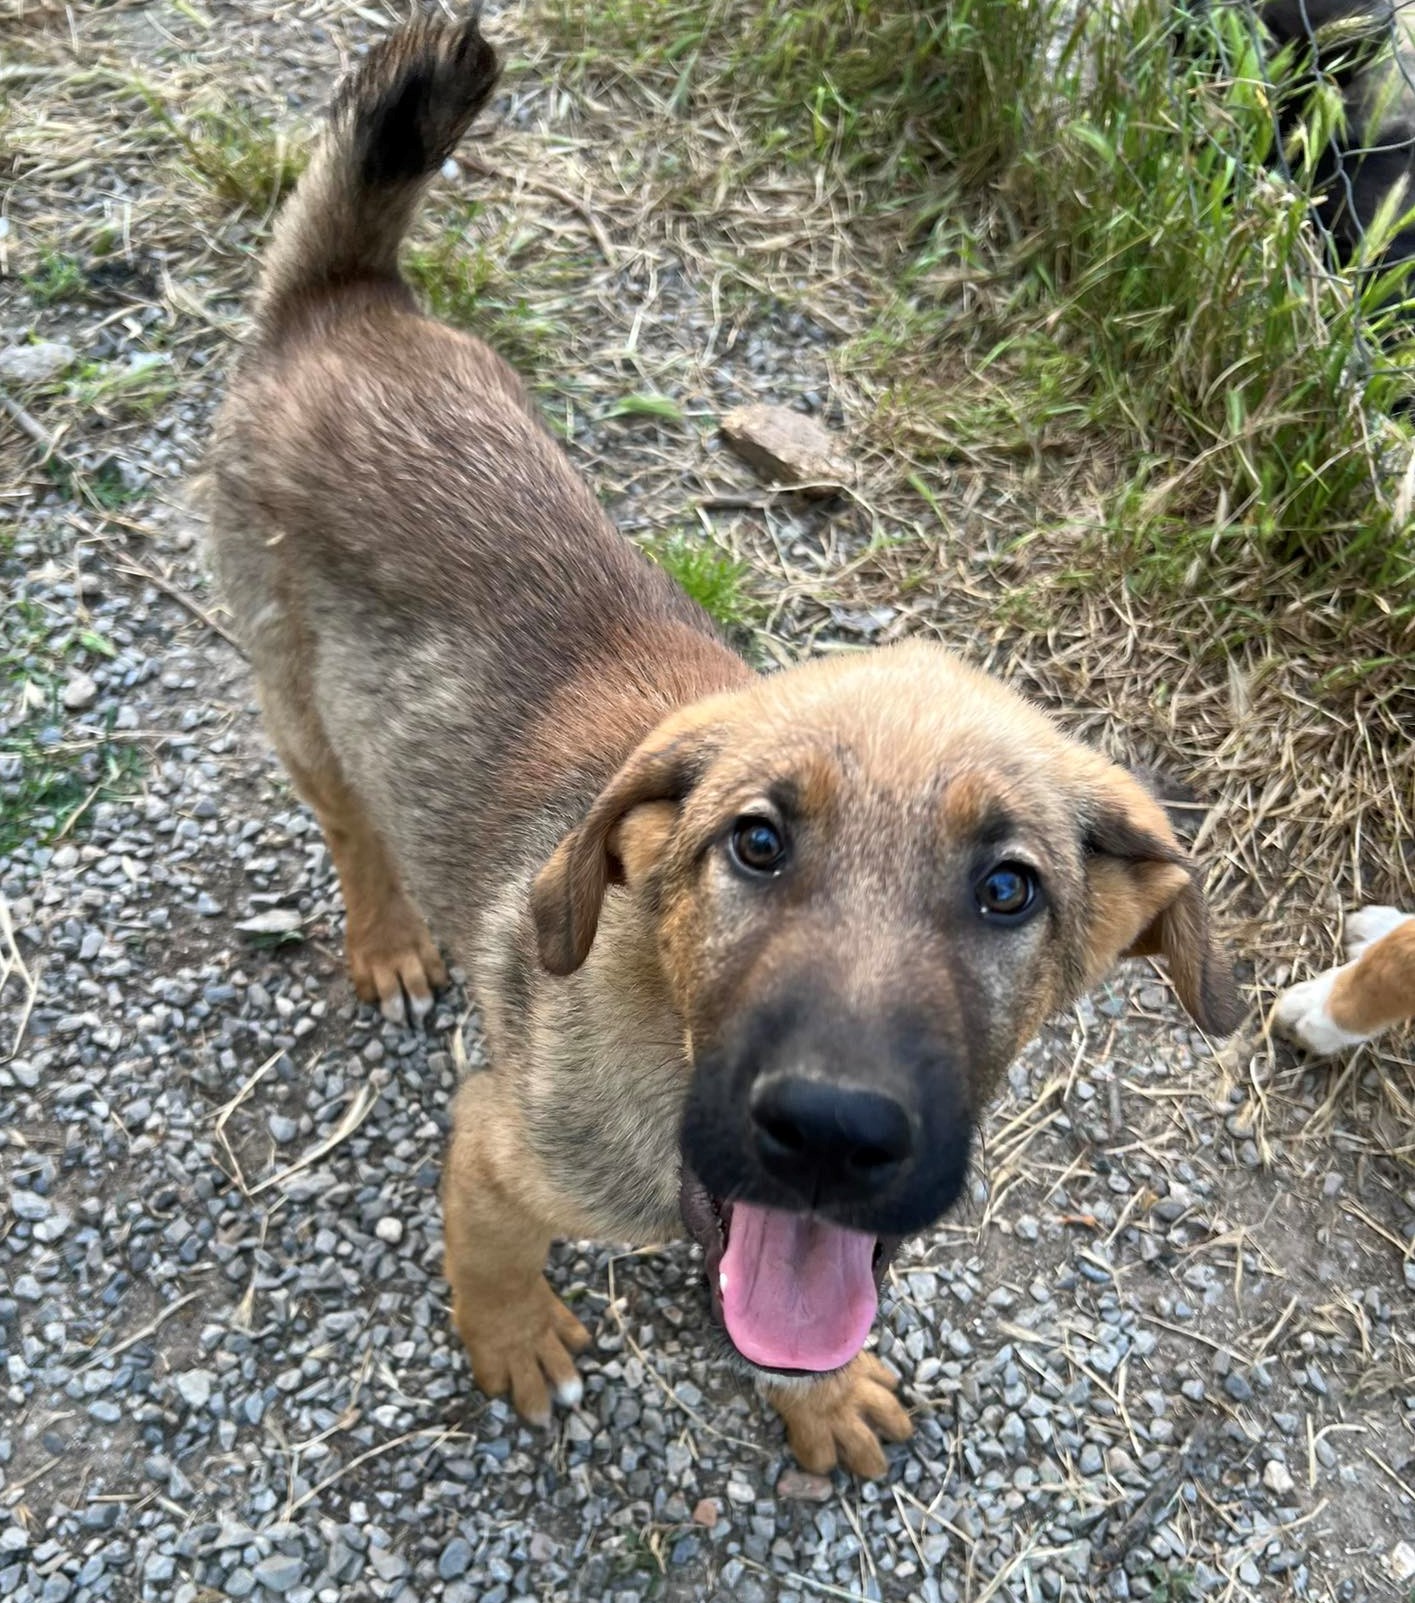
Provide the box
[1343,905,1412,960]
[1271,967,1368,1056]
[347,895,449,1025]
[453,1275,591,1427]
[764,1352,913,1478]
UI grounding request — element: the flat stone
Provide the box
[175,1369,213,1410]
[0,341,76,383]
[1262,1459,1295,1497]
[720,403,852,496]
[775,1469,834,1502]
[252,1552,303,1592]
[10,1190,50,1222]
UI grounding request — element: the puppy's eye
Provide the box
[976,862,1040,922]
[729,816,788,876]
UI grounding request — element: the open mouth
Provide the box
[680,1168,891,1374]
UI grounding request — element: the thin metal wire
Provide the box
[1216,1,1415,392]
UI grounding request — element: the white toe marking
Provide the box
[555,1375,583,1409]
[379,991,407,1026]
[1272,968,1371,1056]
[408,987,434,1025]
[1344,905,1412,959]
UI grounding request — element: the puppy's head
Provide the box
[532,640,1240,1374]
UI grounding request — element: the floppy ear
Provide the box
[1081,769,1243,1035]
[530,725,717,977]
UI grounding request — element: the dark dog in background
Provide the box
[1258,0,1415,271]
[204,12,1241,1476]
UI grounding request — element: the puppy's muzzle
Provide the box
[681,988,974,1240]
[750,1075,913,1206]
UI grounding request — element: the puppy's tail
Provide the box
[254,9,499,333]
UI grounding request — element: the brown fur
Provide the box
[1328,919,1415,1036]
[205,12,1241,1476]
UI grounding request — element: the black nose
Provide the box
[750,1076,913,1201]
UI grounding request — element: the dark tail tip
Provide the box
[349,10,500,189]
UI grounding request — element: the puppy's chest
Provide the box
[520,1004,693,1243]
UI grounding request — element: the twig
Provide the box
[284,1426,473,1518]
[0,895,42,1063]
[114,556,246,654]
[79,1289,205,1370]
[248,1080,379,1197]
[212,1049,285,1196]
[1,389,60,456]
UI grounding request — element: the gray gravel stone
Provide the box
[437,1537,473,1580]
[252,1553,303,1592]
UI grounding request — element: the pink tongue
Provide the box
[719,1203,878,1371]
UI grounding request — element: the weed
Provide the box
[42,457,146,514]
[643,531,758,634]
[1147,1564,1197,1603]
[606,392,685,423]
[0,602,144,855]
[402,208,575,375]
[22,250,87,305]
[135,82,304,212]
[69,355,177,422]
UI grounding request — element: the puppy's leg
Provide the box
[260,688,447,1025]
[1273,907,1415,1055]
[443,1081,591,1425]
[760,1353,912,1479]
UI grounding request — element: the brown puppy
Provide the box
[205,12,1242,1476]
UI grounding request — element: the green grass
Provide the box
[539,0,1415,637]
[69,354,177,422]
[0,602,143,856]
[22,250,88,305]
[643,532,758,633]
[403,208,575,377]
[135,83,305,212]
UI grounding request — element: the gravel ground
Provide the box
[2,3,1413,1600]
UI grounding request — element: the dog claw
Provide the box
[763,1351,912,1479]
[454,1275,592,1429]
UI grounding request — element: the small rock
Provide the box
[1262,1459,1295,1498]
[775,1469,834,1502]
[252,1552,304,1593]
[10,1190,50,1222]
[1223,1372,1253,1403]
[720,403,852,496]
[268,1114,299,1144]
[235,908,304,938]
[1388,1542,1415,1585]
[62,673,98,711]
[691,1498,719,1528]
[438,1538,473,1581]
[175,1369,213,1410]
[0,341,76,383]
[375,1216,404,1245]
